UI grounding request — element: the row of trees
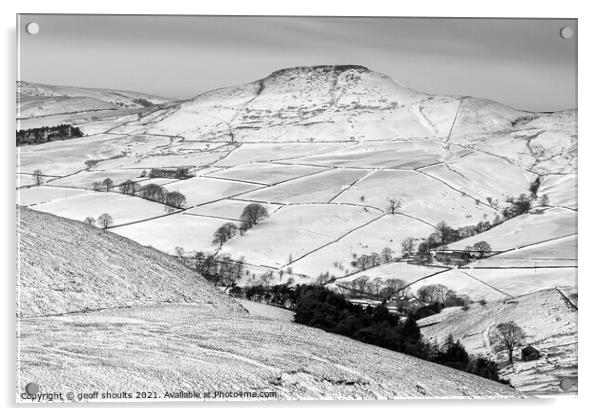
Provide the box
[84,213,113,229]
[212,203,269,247]
[17,124,83,146]
[91,179,187,208]
[194,252,245,286]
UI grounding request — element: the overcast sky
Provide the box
[18,15,576,112]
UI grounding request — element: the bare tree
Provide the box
[213,222,239,247]
[416,284,449,304]
[386,197,402,214]
[102,178,114,192]
[165,191,186,208]
[33,169,44,186]
[380,247,394,263]
[91,181,103,191]
[401,237,415,257]
[84,216,96,226]
[489,321,526,365]
[240,203,269,229]
[370,278,384,297]
[97,213,114,229]
[354,275,370,294]
[472,241,492,258]
[174,246,185,259]
[435,221,458,244]
[388,279,407,297]
[139,183,166,202]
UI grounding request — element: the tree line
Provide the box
[90,178,187,209]
[212,203,270,247]
[17,124,83,146]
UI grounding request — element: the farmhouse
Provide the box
[521,345,541,362]
[431,249,470,265]
[149,167,191,179]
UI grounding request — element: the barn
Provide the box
[521,345,541,361]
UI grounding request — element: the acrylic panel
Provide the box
[16,15,577,402]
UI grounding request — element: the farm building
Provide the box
[431,249,471,265]
[521,345,541,362]
[149,167,191,179]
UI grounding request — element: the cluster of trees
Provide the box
[409,221,495,265]
[502,194,532,219]
[292,285,503,382]
[464,241,492,257]
[84,213,113,229]
[136,183,186,208]
[416,221,494,258]
[17,124,83,146]
[133,97,155,107]
[350,247,398,272]
[411,284,472,319]
[194,252,245,285]
[92,178,117,192]
[432,335,503,381]
[91,179,186,209]
[239,284,297,309]
[212,203,269,247]
[336,276,408,299]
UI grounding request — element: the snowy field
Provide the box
[334,170,499,227]
[405,268,509,301]
[290,215,434,277]
[221,204,382,267]
[33,192,169,226]
[242,168,371,204]
[209,162,327,185]
[17,186,93,207]
[447,207,577,252]
[113,213,229,255]
[162,176,264,207]
[186,199,281,221]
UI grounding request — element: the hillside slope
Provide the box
[16,207,520,401]
[17,81,169,118]
[17,206,243,317]
[111,65,529,143]
[17,81,172,134]
[418,288,577,395]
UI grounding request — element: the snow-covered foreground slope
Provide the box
[418,288,577,395]
[17,207,242,317]
[16,207,520,401]
[19,304,520,401]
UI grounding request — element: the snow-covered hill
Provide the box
[17,81,169,117]
[111,65,534,144]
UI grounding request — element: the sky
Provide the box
[18,15,577,112]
